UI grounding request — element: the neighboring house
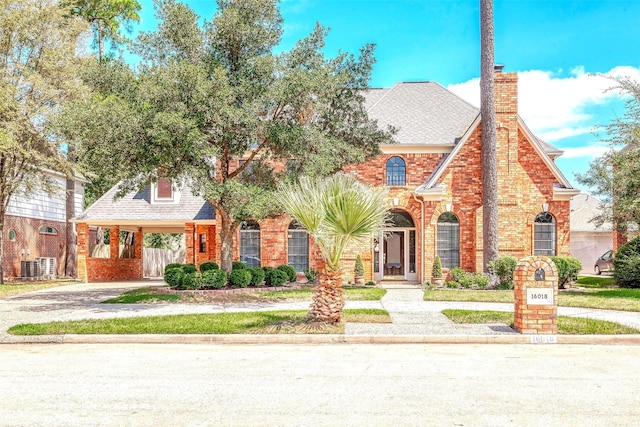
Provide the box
[3,170,85,279]
[569,193,612,273]
[73,67,579,283]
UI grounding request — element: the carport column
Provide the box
[513,256,558,334]
[185,223,195,264]
[77,223,89,282]
[110,226,120,259]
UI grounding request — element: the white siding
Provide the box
[6,173,85,221]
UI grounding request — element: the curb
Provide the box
[3,333,640,345]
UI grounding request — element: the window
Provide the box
[287,221,308,272]
[437,212,460,269]
[8,229,16,241]
[386,157,406,186]
[156,177,173,199]
[240,221,261,268]
[534,212,556,256]
[39,226,58,235]
[199,233,207,253]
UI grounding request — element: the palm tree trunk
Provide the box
[308,269,345,323]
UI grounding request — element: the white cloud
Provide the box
[557,145,610,159]
[447,66,640,145]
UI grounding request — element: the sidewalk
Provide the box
[2,280,640,344]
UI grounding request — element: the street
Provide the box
[1,343,639,426]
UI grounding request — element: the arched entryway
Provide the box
[373,209,417,282]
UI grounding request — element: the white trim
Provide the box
[380,144,454,154]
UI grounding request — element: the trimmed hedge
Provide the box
[199,261,219,272]
[181,272,201,290]
[232,261,248,270]
[202,269,227,289]
[550,256,582,288]
[164,268,184,288]
[277,265,297,282]
[249,267,265,286]
[614,237,640,288]
[164,263,183,275]
[265,269,288,287]
[182,263,197,274]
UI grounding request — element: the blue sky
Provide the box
[128,0,640,192]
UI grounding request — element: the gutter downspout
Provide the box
[413,192,425,284]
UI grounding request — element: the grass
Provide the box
[0,280,75,298]
[7,308,390,335]
[442,309,640,334]
[102,285,386,304]
[424,290,514,303]
[576,275,616,288]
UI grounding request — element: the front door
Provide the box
[383,231,404,277]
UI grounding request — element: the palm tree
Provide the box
[277,173,389,323]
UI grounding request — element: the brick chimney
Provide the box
[493,66,519,181]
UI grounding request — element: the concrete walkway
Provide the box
[2,280,640,344]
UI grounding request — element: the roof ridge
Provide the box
[366,83,398,113]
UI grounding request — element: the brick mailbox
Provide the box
[513,256,558,334]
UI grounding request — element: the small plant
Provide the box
[182,263,197,274]
[304,268,317,282]
[354,255,365,277]
[201,269,227,289]
[277,265,297,282]
[432,256,443,278]
[265,269,288,287]
[164,268,184,288]
[487,255,517,289]
[445,280,459,289]
[164,263,183,275]
[199,261,219,272]
[365,281,376,287]
[248,267,265,286]
[229,269,252,288]
[232,261,248,270]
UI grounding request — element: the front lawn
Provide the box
[7,309,391,335]
[0,280,75,299]
[442,309,640,334]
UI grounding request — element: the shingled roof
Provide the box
[365,82,480,145]
[74,182,215,225]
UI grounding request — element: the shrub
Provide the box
[354,255,365,277]
[201,269,227,289]
[450,267,488,289]
[432,256,443,278]
[265,268,288,287]
[550,256,571,288]
[445,280,459,289]
[277,265,297,282]
[565,257,582,283]
[164,263,183,275]
[199,261,219,272]
[164,268,184,288]
[365,281,376,287]
[304,268,317,282]
[181,272,201,290]
[248,267,265,286]
[182,263,197,274]
[487,255,517,289]
[614,237,640,288]
[232,261,248,270]
[229,269,252,288]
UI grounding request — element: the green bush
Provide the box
[277,265,297,282]
[354,255,364,277]
[365,281,376,287]
[550,256,582,288]
[450,267,488,289]
[304,268,317,282]
[565,257,582,283]
[199,261,219,272]
[487,255,517,289]
[201,269,227,289]
[182,263,197,274]
[232,261,248,270]
[614,237,640,288]
[265,269,288,287]
[164,268,184,288]
[181,272,201,290]
[229,269,251,288]
[432,255,443,278]
[445,280,459,289]
[248,267,265,286]
[164,263,183,275]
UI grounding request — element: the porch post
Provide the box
[76,223,89,282]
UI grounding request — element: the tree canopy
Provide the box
[56,0,395,271]
[577,76,640,233]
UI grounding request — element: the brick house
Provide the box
[73,68,579,283]
[3,170,85,279]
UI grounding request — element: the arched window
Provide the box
[534,212,556,256]
[240,221,261,268]
[386,157,406,186]
[8,229,16,241]
[437,212,460,269]
[288,221,308,272]
[39,226,58,235]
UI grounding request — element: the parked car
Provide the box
[594,250,614,275]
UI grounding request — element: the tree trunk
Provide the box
[0,223,4,284]
[218,209,235,272]
[308,269,345,323]
[65,150,77,278]
[480,0,499,276]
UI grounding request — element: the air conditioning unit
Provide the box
[37,257,57,279]
[20,260,41,278]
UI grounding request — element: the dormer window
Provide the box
[386,157,406,186]
[156,178,173,199]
